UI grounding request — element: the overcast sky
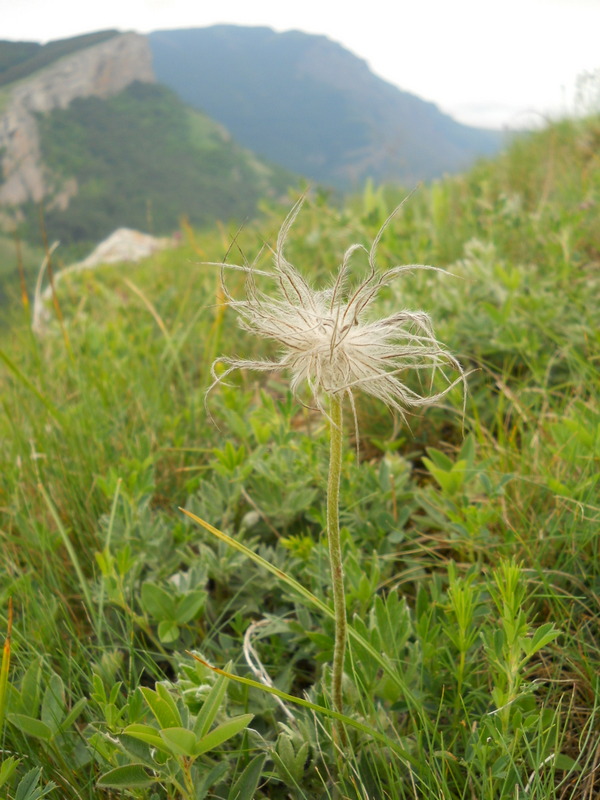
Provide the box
[2,0,599,129]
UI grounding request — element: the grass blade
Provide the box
[0,348,62,424]
[0,598,13,737]
[188,653,417,766]
[39,483,93,616]
[179,507,419,711]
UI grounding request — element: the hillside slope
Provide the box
[0,32,295,258]
[23,81,293,249]
[149,25,506,188]
[0,115,598,798]
[0,32,154,208]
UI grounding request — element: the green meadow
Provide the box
[0,115,599,799]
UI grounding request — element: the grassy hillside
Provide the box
[14,81,295,259]
[0,115,599,798]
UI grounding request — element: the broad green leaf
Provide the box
[458,435,476,467]
[554,753,581,771]
[193,669,229,738]
[18,660,43,718]
[91,674,107,705]
[425,447,455,471]
[123,723,172,754]
[118,733,156,766]
[156,682,183,725]
[524,622,560,658]
[228,754,267,800]
[175,591,206,624]
[141,685,181,729]
[159,726,198,757]
[41,673,65,733]
[97,764,155,788]
[491,754,510,778]
[422,458,467,495]
[8,714,53,741]
[157,620,180,643]
[194,714,254,756]
[141,582,176,620]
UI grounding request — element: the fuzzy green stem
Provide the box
[327,393,348,746]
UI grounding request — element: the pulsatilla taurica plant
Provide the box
[208,195,466,743]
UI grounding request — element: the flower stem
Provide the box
[327,393,348,746]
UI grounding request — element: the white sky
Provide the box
[2,0,600,129]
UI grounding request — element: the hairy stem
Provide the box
[327,393,348,746]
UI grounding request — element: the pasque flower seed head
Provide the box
[209,196,466,422]
[205,195,467,740]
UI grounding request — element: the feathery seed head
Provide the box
[209,196,465,421]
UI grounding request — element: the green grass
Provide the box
[0,233,44,313]
[0,115,599,798]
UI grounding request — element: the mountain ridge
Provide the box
[0,24,509,258]
[0,32,154,208]
[0,31,294,255]
[149,25,506,188]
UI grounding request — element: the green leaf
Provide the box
[491,754,510,778]
[0,757,20,789]
[157,620,180,643]
[17,660,42,718]
[195,714,254,756]
[14,767,42,800]
[141,582,176,620]
[141,685,181,729]
[123,723,172,754]
[156,682,183,725]
[553,753,581,771]
[422,458,467,495]
[40,673,65,733]
[97,764,155,788]
[458,435,476,468]
[228,754,267,800]
[524,622,560,658]
[58,696,87,733]
[424,447,454,471]
[193,669,229,738]
[159,726,198,757]
[175,591,206,624]
[118,734,156,767]
[14,766,56,800]
[8,714,53,741]
[190,762,230,800]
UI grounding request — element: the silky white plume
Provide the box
[209,196,466,422]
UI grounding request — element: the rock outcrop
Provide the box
[32,227,172,333]
[0,33,155,208]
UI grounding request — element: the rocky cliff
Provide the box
[0,32,154,209]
